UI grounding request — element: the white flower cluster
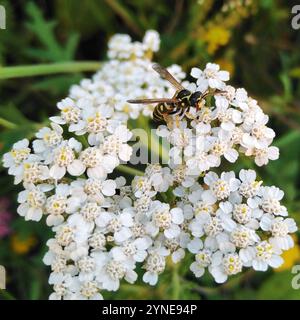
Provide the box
[2,31,297,299]
[185,169,296,282]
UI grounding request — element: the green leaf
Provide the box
[65,33,80,59]
[0,104,31,125]
[279,72,292,101]
[32,74,83,94]
[263,130,300,203]
[54,0,114,36]
[25,2,79,62]
[0,290,16,300]
[275,131,300,148]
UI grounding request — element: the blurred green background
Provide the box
[0,0,300,300]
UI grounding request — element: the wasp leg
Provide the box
[179,105,190,120]
[164,114,174,129]
[185,112,195,120]
[178,108,184,117]
[175,115,181,128]
[185,106,197,120]
[214,89,227,95]
[196,99,207,112]
[200,90,210,99]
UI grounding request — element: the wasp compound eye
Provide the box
[190,91,202,106]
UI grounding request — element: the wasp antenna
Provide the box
[152,63,161,70]
[215,90,227,94]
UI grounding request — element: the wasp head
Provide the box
[190,91,203,106]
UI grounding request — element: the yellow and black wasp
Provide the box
[127,63,219,123]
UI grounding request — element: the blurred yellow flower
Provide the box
[10,234,37,255]
[276,235,300,272]
[215,58,235,75]
[203,26,231,54]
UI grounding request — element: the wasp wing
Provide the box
[127,98,179,104]
[152,63,185,91]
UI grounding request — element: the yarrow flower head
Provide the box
[3,30,297,299]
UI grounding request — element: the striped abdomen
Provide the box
[153,101,190,122]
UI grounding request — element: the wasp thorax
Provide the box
[176,89,191,100]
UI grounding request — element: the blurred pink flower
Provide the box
[0,197,12,238]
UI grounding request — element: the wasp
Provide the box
[127,63,221,124]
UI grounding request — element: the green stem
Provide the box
[192,285,218,295]
[172,263,180,300]
[0,61,101,79]
[160,192,169,203]
[0,117,17,129]
[117,164,143,176]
